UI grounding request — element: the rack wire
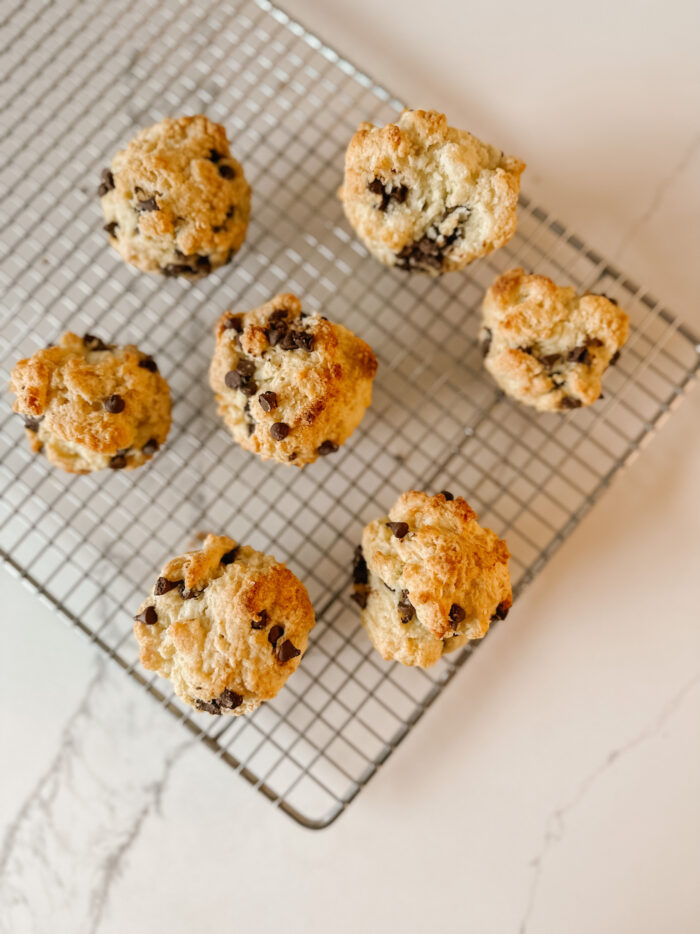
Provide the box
[1,0,698,829]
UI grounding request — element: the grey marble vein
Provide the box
[519,671,700,934]
[0,659,192,934]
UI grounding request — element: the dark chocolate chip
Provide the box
[279,329,299,351]
[567,345,590,365]
[218,688,243,709]
[480,328,492,357]
[103,221,118,237]
[142,438,159,456]
[22,414,42,432]
[218,164,235,179]
[293,331,315,352]
[268,625,284,646]
[352,545,368,585]
[136,196,158,212]
[559,396,583,410]
[240,381,257,397]
[109,453,127,469]
[317,440,338,456]
[397,589,415,624]
[368,178,409,211]
[223,315,243,332]
[196,255,211,275]
[251,610,268,630]
[162,263,194,277]
[610,350,621,366]
[154,577,181,595]
[194,698,221,715]
[368,178,384,196]
[270,422,290,441]
[134,605,157,624]
[224,370,243,389]
[97,168,114,197]
[266,327,286,347]
[387,521,409,539]
[139,356,158,372]
[236,358,256,379]
[220,547,238,565]
[83,333,109,352]
[448,604,466,628]
[103,394,125,413]
[276,639,301,663]
[538,352,563,368]
[258,390,278,412]
[350,591,368,609]
[441,490,454,500]
[491,601,511,622]
[269,308,288,321]
[209,149,223,163]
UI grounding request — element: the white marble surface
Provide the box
[2,1,700,932]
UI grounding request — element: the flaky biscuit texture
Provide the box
[339,109,525,274]
[134,534,315,715]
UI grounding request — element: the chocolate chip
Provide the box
[223,315,243,332]
[387,521,409,539]
[224,370,243,389]
[567,345,590,365]
[194,699,221,715]
[350,591,368,609]
[218,164,235,179]
[448,604,466,628]
[352,545,368,585]
[235,358,255,379]
[142,438,159,456]
[480,329,492,357]
[136,196,158,212]
[258,391,278,412]
[266,327,286,347]
[610,350,621,366]
[368,178,384,196]
[103,394,125,413]
[251,610,268,630]
[162,263,194,277]
[397,589,415,624]
[276,639,301,664]
[103,221,118,237]
[219,688,243,709]
[539,352,564,368]
[209,149,223,163]
[134,605,157,625]
[220,547,238,565]
[196,255,211,275]
[109,453,127,469]
[368,178,409,211]
[22,414,42,431]
[138,356,158,372]
[268,625,284,646]
[269,308,288,322]
[97,168,114,197]
[240,380,257,397]
[293,331,315,352]
[154,577,181,595]
[279,330,299,351]
[83,333,109,352]
[270,422,290,441]
[491,601,511,622]
[317,440,338,456]
[441,490,454,500]
[559,396,583,410]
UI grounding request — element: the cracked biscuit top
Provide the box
[209,292,378,467]
[480,268,630,412]
[339,109,525,275]
[99,115,251,277]
[133,534,315,715]
[9,331,171,474]
[352,490,512,668]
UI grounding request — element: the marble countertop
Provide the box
[1,1,699,932]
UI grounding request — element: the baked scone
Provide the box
[99,115,251,277]
[339,109,525,275]
[9,332,171,474]
[209,293,378,467]
[133,534,315,715]
[351,491,512,668]
[480,268,630,412]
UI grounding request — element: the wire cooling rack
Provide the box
[1,0,698,829]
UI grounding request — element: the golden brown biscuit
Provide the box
[339,109,525,274]
[9,332,171,473]
[209,293,378,467]
[352,491,512,668]
[98,115,251,277]
[133,534,315,715]
[480,268,630,412]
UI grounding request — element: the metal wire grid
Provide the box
[0,0,698,829]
